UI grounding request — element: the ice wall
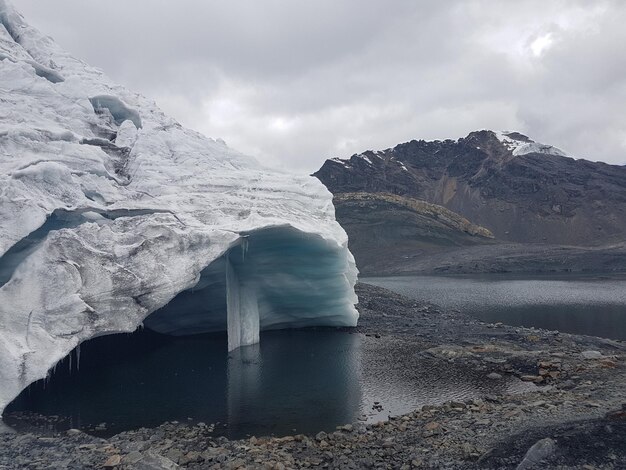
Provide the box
[0,1,358,416]
[144,227,358,351]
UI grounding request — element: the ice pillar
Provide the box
[226,258,260,351]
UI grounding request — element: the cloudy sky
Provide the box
[13,0,626,171]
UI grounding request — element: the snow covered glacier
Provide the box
[0,1,358,416]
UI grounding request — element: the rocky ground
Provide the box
[1,283,625,469]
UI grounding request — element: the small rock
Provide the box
[180,451,203,465]
[516,438,556,469]
[581,350,603,360]
[122,451,143,465]
[520,375,543,383]
[103,455,122,468]
[423,421,440,431]
[165,448,183,464]
[422,421,442,437]
[382,438,394,448]
[487,372,503,380]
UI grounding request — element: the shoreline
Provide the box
[1,283,625,469]
[353,242,626,277]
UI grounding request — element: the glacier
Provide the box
[0,0,358,417]
[494,131,568,157]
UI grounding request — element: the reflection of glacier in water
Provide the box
[4,329,531,438]
[4,329,362,438]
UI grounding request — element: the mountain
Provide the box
[314,130,626,273]
[0,1,357,415]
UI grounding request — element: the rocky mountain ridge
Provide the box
[315,130,626,246]
[314,130,626,274]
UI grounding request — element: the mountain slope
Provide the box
[315,130,626,246]
[331,192,494,272]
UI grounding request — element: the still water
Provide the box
[4,328,529,438]
[364,274,626,341]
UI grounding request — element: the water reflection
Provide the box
[4,326,533,437]
[5,329,362,438]
[226,331,362,437]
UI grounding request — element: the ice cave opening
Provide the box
[1,226,359,435]
[144,225,357,351]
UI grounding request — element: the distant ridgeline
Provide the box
[314,131,626,274]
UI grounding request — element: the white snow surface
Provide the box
[495,131,568,157]
[0,1,358,415]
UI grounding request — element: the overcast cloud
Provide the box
[12,0,626,171]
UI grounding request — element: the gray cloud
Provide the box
[12,0,626,171]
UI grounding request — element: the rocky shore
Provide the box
[355,242,626,277]
[1,283,625,469]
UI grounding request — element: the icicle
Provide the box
[241,236,249,262]
[76,343,81,372]
[68,349,72,374]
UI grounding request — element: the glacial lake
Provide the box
[3,328,531,438]
[364,274,626,341]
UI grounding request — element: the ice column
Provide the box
[226,257,260,351]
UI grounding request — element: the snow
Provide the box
[494,131,568,157]
[331,157,352,168]
[355,152,381,165]
[0,0,358,416]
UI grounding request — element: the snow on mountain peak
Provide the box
[0,1,358,416]
[494,131,568,157]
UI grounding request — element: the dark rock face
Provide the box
[314,130,626,246]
